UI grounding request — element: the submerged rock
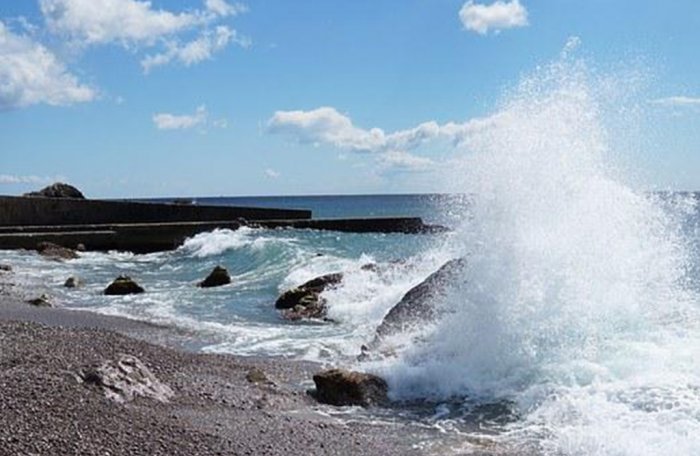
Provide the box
[36,242,79,260]
[24,182,86,199]
[275,272,343,320]
[64,276,80,288]
[78,354,173,403]
[26,294,52,307]
[0,264,12,272]
[361,258,466,358]
[104,275,145,295]
[312,368,388,407]
[198,265,231,288]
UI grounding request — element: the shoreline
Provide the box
[0,268,421,455]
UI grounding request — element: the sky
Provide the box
[1,0,699,198]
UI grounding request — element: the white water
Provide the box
[370,43,700,454]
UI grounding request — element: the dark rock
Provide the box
[26,294,52,307]
[104,275,145,295]
[312,368,388,407]
[198,265,231,288]
[78,354,173,403]
[275,272,343,320]
[36,242,79,260]
[23,182,85,199]
[362,258,466,358]
[0,264,11,272]
[64,276,80,288]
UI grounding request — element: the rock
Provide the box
[36,242,79,260]
[104,275,145,295]
[245,367,269,384]
[78,354,173,403]
[275,272,343,320]
[26,294,52,307]
[23,182,85,199]
[198,265,231,288]
[0,264,12,272]
[64,276,80,288]
[361,258,466,358]
[312,368,388,407]
[76,243,86,252]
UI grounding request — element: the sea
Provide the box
[4,44,700,455]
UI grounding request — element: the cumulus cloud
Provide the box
[141,26,249,73]
[650,96,700,108]
[153,105,207,130]
[264,168,280,179]
[40,0,249,72]
[0,21,95,109]
[267,105,516,171]
[459,0,528,35]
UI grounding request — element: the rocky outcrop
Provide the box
[23,182,86,199]
[26,294,52,307]
[275,273,343,320]
[104,276,145,295]
[198,265,231,288]
[78,354,173,404]
[312,369,388,407]
[36,242,79,260]
[361,258,466,358]
[64,276,80,288]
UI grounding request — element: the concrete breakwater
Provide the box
[0,196,443,253]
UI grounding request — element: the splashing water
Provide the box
[375,44,700,454]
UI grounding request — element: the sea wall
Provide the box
[0,196,311,227]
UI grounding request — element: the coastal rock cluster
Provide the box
[274,272,343,320]
[23,182,86,199]
[312,368,388,407]
[198,265,232,288]
[104,276,145,295]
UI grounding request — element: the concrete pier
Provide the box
[0,195,445,253]
[0,196,311,226]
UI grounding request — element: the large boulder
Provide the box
[312,368,388,407]
[275,272,343,320]
[361,258,466,358]
[104,275,145,295]
[24,182,85,199]
[198,265,231,288]
[36,242,79,260]
[78,354,173,403]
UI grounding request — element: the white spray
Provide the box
[378,41,700,455]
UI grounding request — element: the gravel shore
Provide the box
[0,270,418,456]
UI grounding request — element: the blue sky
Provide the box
[1,0,699,197]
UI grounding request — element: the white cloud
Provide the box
[205,0,247,17]
[0,21,95,109]
[0,174,65,184]
[380,151,434,171]
[153,105,207,130]
[650,96,700,108]
[267,105,515,171]
[264,168,280,179]
[459,0,528,35]
[41,0,202,46]
[40,0,249,72]
[141,26,249,73]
